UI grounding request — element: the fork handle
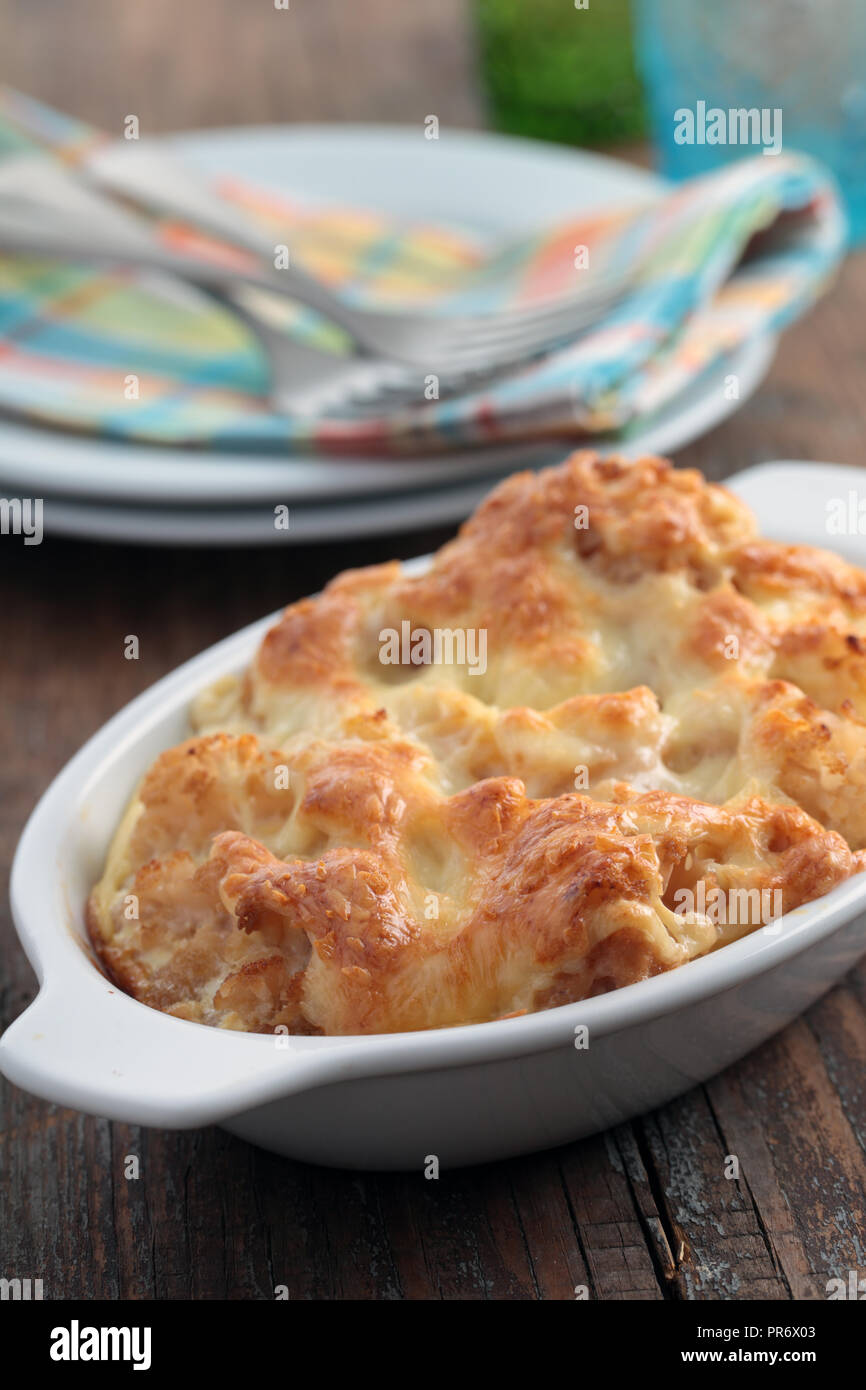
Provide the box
[0,203,381,351]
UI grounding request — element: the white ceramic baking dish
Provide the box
[4,460,866,1170]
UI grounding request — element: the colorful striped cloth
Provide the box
[0,88,848,456]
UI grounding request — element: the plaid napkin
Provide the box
[0,88,848,457]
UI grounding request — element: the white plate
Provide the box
[0,124,775,526]
[27,336,775,546]
[2,461,865,1169]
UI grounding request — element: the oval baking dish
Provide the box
[3,459,866,1170]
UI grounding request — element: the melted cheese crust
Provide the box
[88,453,866,1034]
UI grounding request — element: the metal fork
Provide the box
[0,163,604,411]
[0,191,539,413]
[1,144,643,373]
[214,284,522,416]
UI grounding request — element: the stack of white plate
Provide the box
[0,127,776,546]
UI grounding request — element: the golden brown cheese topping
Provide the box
[87,453,866,1034]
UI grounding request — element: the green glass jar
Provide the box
[475,0,647,147]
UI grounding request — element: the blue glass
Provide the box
[634,0,866,242]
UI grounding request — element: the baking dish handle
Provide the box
[0,973,336,1129]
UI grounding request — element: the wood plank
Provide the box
[558,1132,666,1299]
[0,0,484,134]
[501,1151,592,1299]
[806,986,866,1159]
[706,1020,866,1300]
[639,1088,788,1299]
[367,1164,535,1299]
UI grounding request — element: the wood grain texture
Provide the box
[0,0,485,133]
[0,0,865,1301]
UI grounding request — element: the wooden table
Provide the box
[3,254,866,1301]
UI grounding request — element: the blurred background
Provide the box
[0,0,860,540]
[2,0,864,236]
[0,0,488,132]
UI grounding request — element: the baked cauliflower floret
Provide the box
[88,452,866,1034]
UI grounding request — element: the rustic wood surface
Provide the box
[0,0,485,134]
[1,0,866,1302]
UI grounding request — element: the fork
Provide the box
[0,188,538,413]
[0,161,608,411]
[0,175,507,413]
[84,142,645,370]
[213,284,524,416]
[0,145,645,375]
